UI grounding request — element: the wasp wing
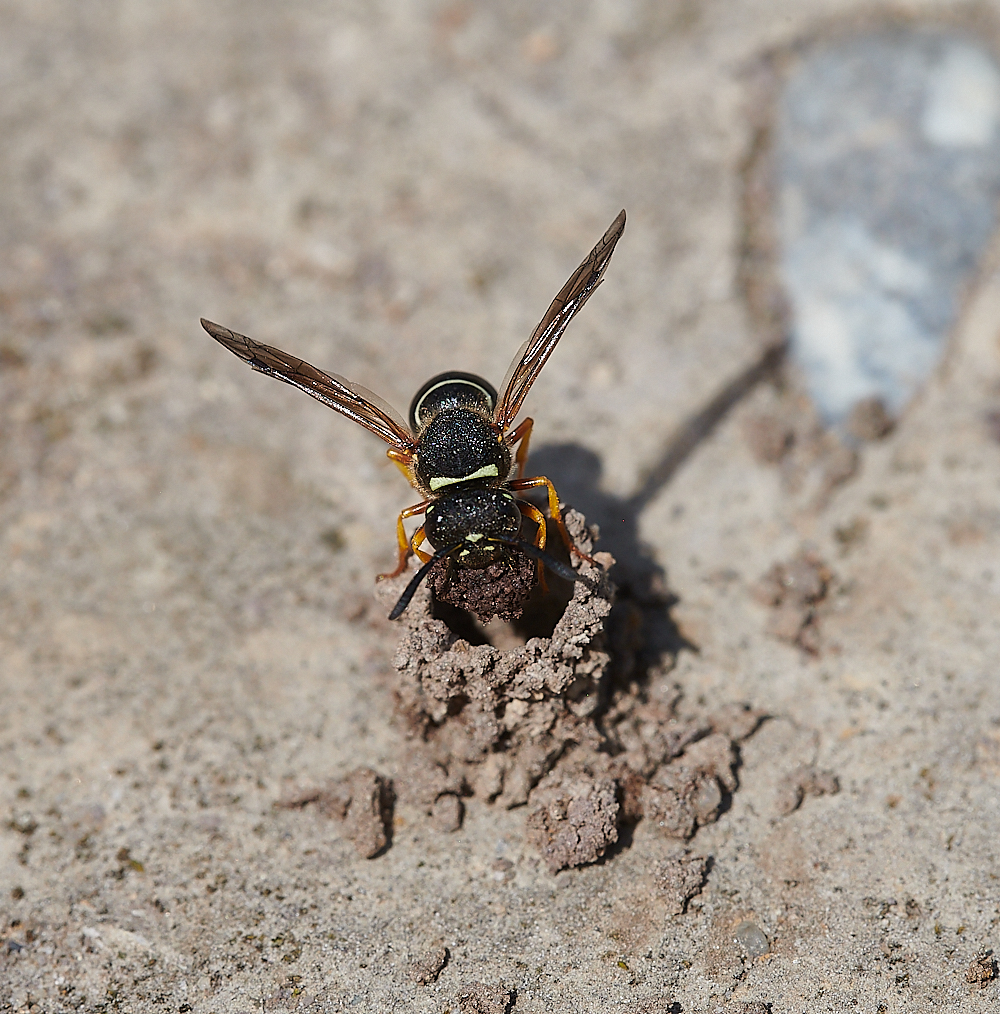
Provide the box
[494,210,626,431]
[201,319,416,450]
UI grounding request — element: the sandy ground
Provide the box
[2,1,1000,1011]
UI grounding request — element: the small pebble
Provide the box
[733,920,770,958]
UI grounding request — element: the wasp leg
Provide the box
[387,446,415,484]
[411,525,432,564]
[517,499,549,593]
[506,417,534,480]
[508,476,596,564]
[378,500,432,580]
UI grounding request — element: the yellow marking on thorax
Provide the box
[428,464,499,491]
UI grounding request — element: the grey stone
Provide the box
[779,31,1000,424]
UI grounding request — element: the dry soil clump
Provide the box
[277,767,393,859]
[379,511,763,872]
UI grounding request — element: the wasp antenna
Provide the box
[388,544,462,621]
[492,538,600,591]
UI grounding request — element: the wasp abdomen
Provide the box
[424,488,521,568]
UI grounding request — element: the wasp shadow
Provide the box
[523,440,686,684]
[525,341,786,686]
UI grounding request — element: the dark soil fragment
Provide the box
[429,549,538,623]
[601,680,705,779]
[490,857,514,883]
[775,765,840,816]
[655,851,710,915]
[396,759,468,823]
[639,733,737,839]
[966,948,997,987]
[755,551,829,605]
[711,702,765,741]
[278,768,393,859]
[743,412,794,463]
[818,442,858,501]
[431,793,463,832]
[409,944,449,985]
[986,409,1000,444]
[526,769,619,874]
[833,516,869,555]
[275,786,324,810]
[456,981,514,1013]
[337,768,393,858]
[754,550,831,652]
[847,395,894,441]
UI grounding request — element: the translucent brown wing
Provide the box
[494,210,626,431]
[201,319,416,450]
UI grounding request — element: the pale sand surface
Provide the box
[1,2,999,1011]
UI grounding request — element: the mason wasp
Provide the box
[202,210,625,619]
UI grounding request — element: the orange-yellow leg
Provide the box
[508,475,596,564]
[506,417,534,480]
[517,499,549,593]
[387,446,415,484]
[377,499,432,580]
[411,525,431,564]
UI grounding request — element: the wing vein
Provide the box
[200,319,415,450]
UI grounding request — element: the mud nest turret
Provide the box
[376,510,763,873]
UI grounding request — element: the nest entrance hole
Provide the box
[428,516,576,646]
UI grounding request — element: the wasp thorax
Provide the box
[409,371,498,432]
[425,489,521,568]
[413,409,511,496]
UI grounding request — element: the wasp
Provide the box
[202,210,625,619]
